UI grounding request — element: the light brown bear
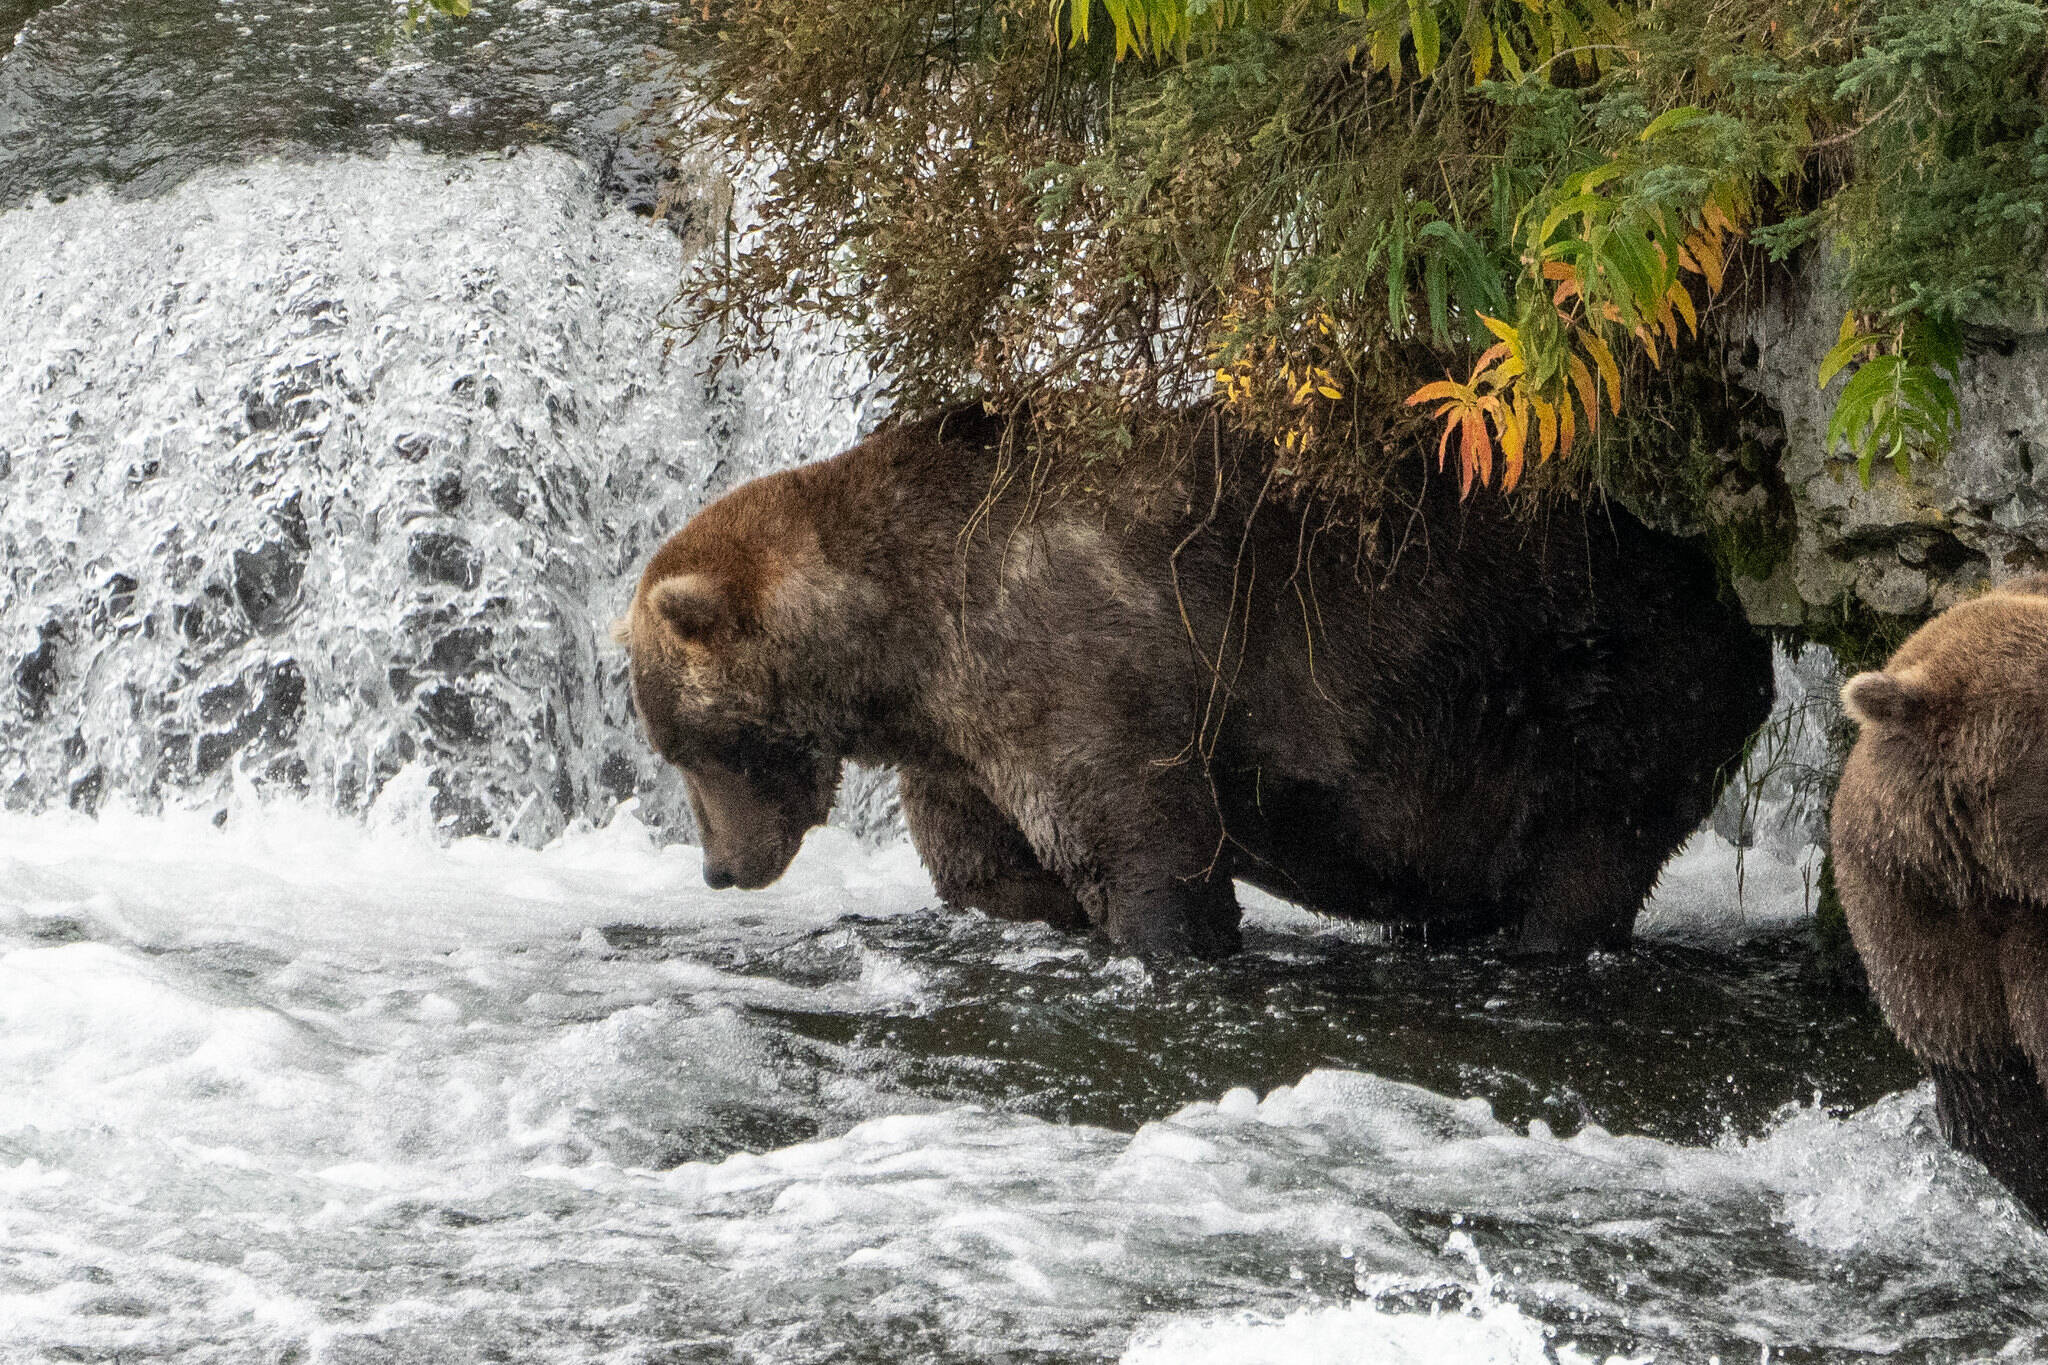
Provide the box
[615,408,1771,960]
[1834,576,2048,1219]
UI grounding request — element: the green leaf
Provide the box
[1535,193,1609,249]
[1639,106,1710,142]
[1426,251,1450,341]
[1817,332,1869,388]
[1387,210,1408,336]
[1409,0,1442,75]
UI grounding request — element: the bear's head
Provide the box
[1841,576,2048,898]
[614,478,844,890]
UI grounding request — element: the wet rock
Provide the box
[597,751,637,804]
[417,683,485,744]
[195,729,241,777]
[100,573,138,624]
[232,541,305,632]
[13,624,60,721]
[255,660,305,744]
[408,530,482,590]
[1729,259,2048,630]
[426,625,491,675]
[198,679,249,725]
[195,660,304,776]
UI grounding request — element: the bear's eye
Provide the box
[708,729,817,787]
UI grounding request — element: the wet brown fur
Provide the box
[1833,576,2048,1218]
[621,408,1772,958]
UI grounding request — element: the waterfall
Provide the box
[0,145,886,841]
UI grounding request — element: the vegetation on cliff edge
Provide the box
[654,0,2046,508]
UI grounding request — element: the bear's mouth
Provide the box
[681,758,825,892]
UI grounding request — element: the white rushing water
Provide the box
[1,801,2044,1364]
[0,146,888,843]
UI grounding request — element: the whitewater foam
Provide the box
[1,801,2044,1363]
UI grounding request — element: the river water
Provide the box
[1,3,2041,1363]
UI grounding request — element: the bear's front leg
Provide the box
[900,765,1089,932]
[1930,1054,2048,1221]
[1019,756,1244,960]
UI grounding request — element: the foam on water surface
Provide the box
[2,802,2045,1364]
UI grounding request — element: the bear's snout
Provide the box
[703,861,739,890]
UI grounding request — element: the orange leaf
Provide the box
[1686,231,1726,294]
[1578,329,1623,414]
[1567,352,1600,435]
[1408,379,1469,406]
[1557,384,1577,455]
[1461,409,1492,495]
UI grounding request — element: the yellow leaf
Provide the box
[1531,392,1557,461]
[1686,230,1725,294]
[1667,280,1697,337]
[1469,13,1494,81]
[1479,313,1519,344]
[1491,393,1526,468]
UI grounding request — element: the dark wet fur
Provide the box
[626,408,1774,960]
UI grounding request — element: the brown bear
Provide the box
[615,408,1771,959]
[1832,576,2048,1219]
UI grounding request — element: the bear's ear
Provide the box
[647,574,732,643]
[1843,670,1925,728]
[608,615,632,648]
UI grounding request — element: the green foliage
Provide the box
[1818,311,1962,486]
[402,0,470,33]
[663,0,2048,502]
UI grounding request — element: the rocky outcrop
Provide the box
[1721,266,2048,631]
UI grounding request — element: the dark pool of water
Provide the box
[627,908,1923,1147]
